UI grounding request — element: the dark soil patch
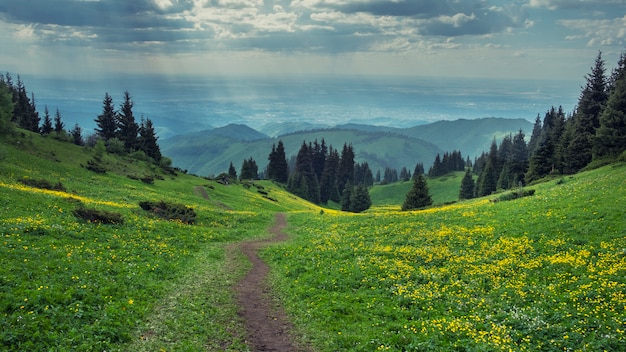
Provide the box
[233,213,311,352]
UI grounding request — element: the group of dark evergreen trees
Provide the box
[466,51,626,199]
[93,91,162,162]
[263,139,372,212]
[0,73,163,167]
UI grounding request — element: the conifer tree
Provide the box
[459,168,475,200]
[337,143,355,194]
[594,52,626,159]
[54,108,64,134]
[319,146,340,203]
[476,139,499,196]
[95,93,117,141]
[267,140,289,183]
[40,105,53,135]
[527,114,543,157]
[402,173,432,211]
[288,142,320,203]
[228,162,237,179]
[71,124,84,146]
[138,117,161,162]
[413,162,424,178]
[0,80,13,135]
[349,184,372,213]
[510,130,528,186]
[311,139,327,181]
[240,157,259,180]
[117,91,139,151]
[566,52,608,172]
[340,182,352,211]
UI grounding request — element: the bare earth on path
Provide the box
[232,213,311,352]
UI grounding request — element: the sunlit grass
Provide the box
[266,163,626,351]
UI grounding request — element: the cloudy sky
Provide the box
[1,0,625,81]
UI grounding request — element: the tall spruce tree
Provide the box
[476,139,499,196]
[138,117,161,162]
[40,105,53,135]
[267,140,289,183]
[288,142,320,203]
[53,108,64,134]
[402,173,432,211]
[228,162,237,179]
[459,168,475,200]
[95,93,117,141]
[117,91,139,151]
[240,157,259,180]
[594,52,626,159]
[319,146,340,203]
[337,143,355,195]
[0,80,13,135]
[566,52,608,172]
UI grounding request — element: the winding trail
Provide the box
[233,213,309,352]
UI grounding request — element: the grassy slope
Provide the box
[0,131,318,351]
[266,163,626,351]
[369,171,467,207]
[3,130,626,351]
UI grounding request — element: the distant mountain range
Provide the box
[160,117,533,176]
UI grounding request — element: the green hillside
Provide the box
[0,130,318,351]
[370,171,467,207]
[161,118,533,176]
[162,127,440,177]
[2,129,625,351]
[266,163,626,351]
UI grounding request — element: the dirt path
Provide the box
[233,213,310,352]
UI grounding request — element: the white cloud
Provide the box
[559,15,626,47]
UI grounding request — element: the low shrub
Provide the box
[19,177,66,192]
[497,189,536,202]
[73,206,124,224]
[139,200,197,224]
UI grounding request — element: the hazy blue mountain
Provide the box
[161,117,534,176]
[257,121,330,137]
[402,117,533,158]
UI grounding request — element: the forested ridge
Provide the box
[2,50,626,210]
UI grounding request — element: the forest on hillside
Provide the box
[2,50,626,211]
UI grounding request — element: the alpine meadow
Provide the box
[1,49,626,351]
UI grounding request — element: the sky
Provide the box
[1,0,625,81]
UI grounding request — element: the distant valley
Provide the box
[161,117,533,176]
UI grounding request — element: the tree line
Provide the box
[0,74,163,167]
[462,50,626,200]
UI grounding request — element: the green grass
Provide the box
[0,130,317,351]
[265,164,626,351]
[3,129,626,351]
[369,171,467,207]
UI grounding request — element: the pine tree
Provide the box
[138,117,161,162]
[402,173,432,211]
[40,105,53,135]
[594,52,626,159]
[340,182,352,211]
[240,157,259,180]
[320,146,340,203]
[337,143,355,194]
[228,162,237,179]
[413,162,424,178]
[288,142,320,203]
[476,139,499,197]
[71,124,84,146]
[95,93,117,141]
[349,184,372,213]
[53,108,64,134]
[311,139,327,181]
[566,52,608,172]
[459,168,475,200]
[510,130,528,186]
[527,114,542,156]
[0,80,13,135]
[117,91,139,151]
[267,140,289,183]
